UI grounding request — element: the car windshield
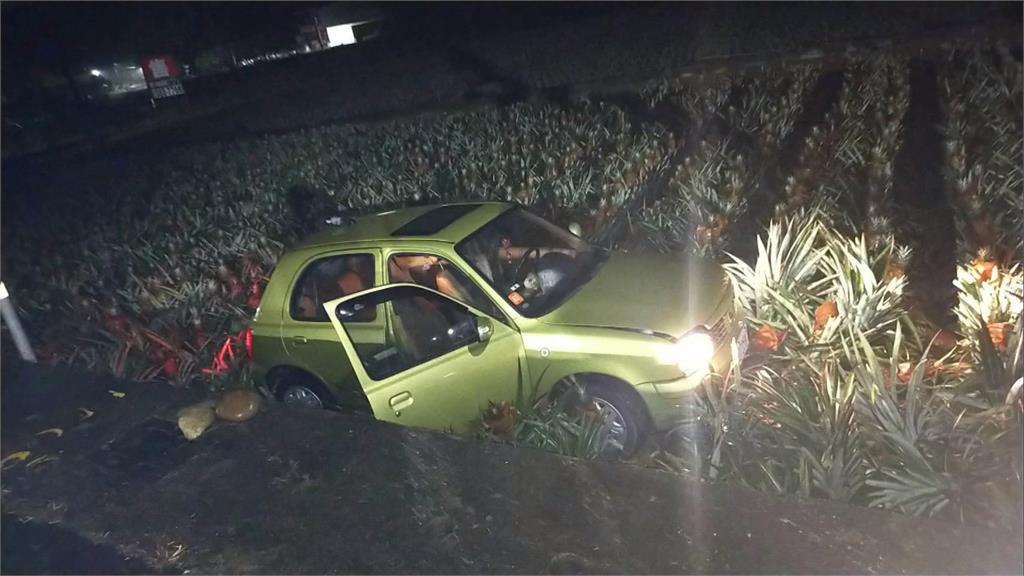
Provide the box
[456,207,608,317]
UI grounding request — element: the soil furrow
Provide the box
[892,60,957,327]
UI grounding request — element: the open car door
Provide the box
[324,284,525,435]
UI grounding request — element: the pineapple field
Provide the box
[3,35,1022,531]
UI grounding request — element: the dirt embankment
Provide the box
[3,361,1021,574]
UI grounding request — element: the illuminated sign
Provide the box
[142,55,185,100]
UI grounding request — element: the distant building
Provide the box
[79,62,148,99]
[298,3,387,52]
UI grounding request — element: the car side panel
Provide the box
[516,321,684,398]
[251,250,305,389]
[279,249,385,402]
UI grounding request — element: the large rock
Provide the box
[177,400,216,440]
[214,389,261,422]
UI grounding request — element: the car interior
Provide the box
[338,287,478,381]
[291,254,375,321]
[289,253,495,382]
[387,253,501,317]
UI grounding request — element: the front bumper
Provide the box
[636,321,741,431]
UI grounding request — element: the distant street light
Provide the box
[90,69,103,77]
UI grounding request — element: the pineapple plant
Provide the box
[725,211,907,360]
[663,139,750,256]
[728,64,818,159]
[780,55,911,247]
[639,63,818,256]
[954,259,1023,389]
[940,44,1023,264]
[697,215,1021,528]
[837,56,910,251]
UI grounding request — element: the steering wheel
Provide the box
[512,247,542,284]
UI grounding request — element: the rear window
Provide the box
[391,204,480,236]
[290,253,375,322]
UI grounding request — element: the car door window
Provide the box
[291,253,375,321]
[335,286,479,380]
[387,253,502,318]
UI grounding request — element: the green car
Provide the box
[251,202,744,455]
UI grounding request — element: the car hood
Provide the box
[540,251,728,338]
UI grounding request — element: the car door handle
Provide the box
[388,391,414,415]
[291,336,308,345]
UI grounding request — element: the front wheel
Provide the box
[582,380,647,459]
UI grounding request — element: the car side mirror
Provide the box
[568,222,583,237]
[476,316,493,343]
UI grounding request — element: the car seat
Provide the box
[336,270,366,295]
[434,269,469,302]
[391,294,451,363]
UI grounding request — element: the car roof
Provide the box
[292,201,514,250]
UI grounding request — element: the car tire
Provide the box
[582,379,647,459]
[273,373,337,410]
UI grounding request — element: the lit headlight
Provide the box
[674,330,715,376]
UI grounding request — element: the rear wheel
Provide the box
[281,384,324,409]
[272,371,337,410]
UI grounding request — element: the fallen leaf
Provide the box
[108,390,126,399]
[1,451,31,467]
[27,454,58,468]
[35,428,64,438]
[78,407,95,419]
